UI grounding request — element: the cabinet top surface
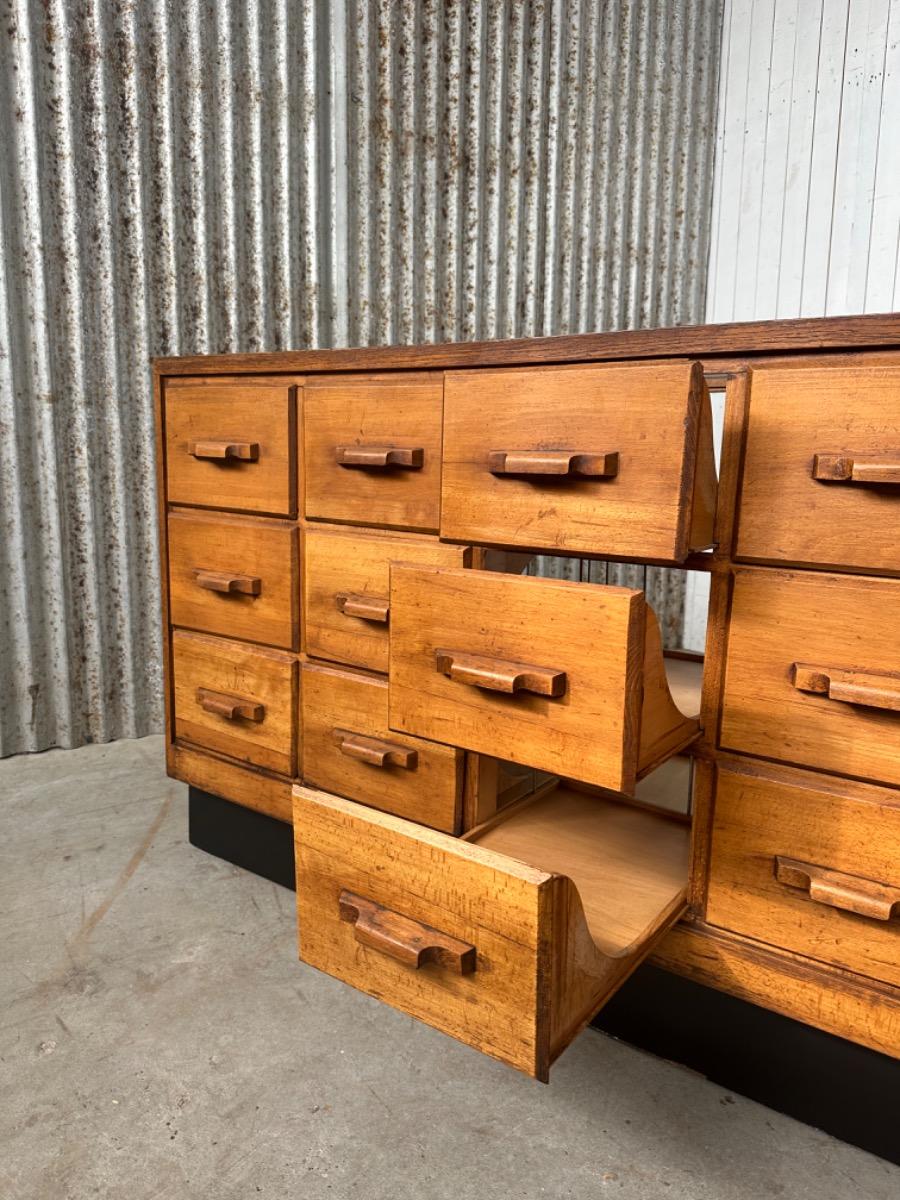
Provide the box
[153,312,900,376]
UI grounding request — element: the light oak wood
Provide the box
[303,525,470,673]
[172,743,293,822]
[736,363,900,573]
[294,783,687,1080]
[707,758,900,989]
[304,373,443,531]
[339,890,477,974]
[720,568,900,787]
[300,661,463,833]
[440,361,716,561]
[165,380,296,515]
[173,630,297,776]
[791,663,900,712]
[389,565,698,793]
[168,510,298,649]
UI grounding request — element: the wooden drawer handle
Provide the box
[812,454,900,485]
[189,440,259,461]
[193,568,262,596]
[196,687,264,722]
[792,664,900,712]
[335,445,424,470]
[334,591,390,622]
[435,649,567,698]
[488,449,619,477]
[332,728,417,770]
[775,857,900,922]
[339,890,476,974]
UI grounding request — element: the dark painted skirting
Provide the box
[189,786,899,1165]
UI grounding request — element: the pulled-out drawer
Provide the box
[707,758,900,989]
[736,362,900,574]
[303,525,471,673]
[388,565,700,793]
[440,361,716,562]
[720,568,900,787]
[168,511,298,649]
[165,380,297,516]
[294,783,689,1079]
[172,630,297,776]
[300,662,463,833]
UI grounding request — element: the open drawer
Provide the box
[294,782,690,1079]
[388,565,700,793]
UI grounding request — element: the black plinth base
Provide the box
[188,786,899,1165]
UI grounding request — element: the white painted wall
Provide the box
[683,0,900,652]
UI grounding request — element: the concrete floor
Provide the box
[2,738,899,1200]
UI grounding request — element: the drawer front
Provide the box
[707,760,900,988]
[304,374,443,531]
[300,662,463,833]
[440,361,714,561]
[294,786,554,1077]
[736,363,900,573]
[720,569,900,786]
[168,512,298,649]
[172,631,297,775]
[304,526,471,672]
[165,381,296,515]
[389,565,645,791]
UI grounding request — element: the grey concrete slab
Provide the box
[1,736,897,1200]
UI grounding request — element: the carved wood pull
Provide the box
[488,449,619,477]
[335,445,424,469]
[792,664,900,713]
[196,687,264,722]
[193,568,262,595]
[435,649,567,697]
[189,440,259,461]
[332,728,417,769]
[812,454,900,485]
[334,592,390,622]
[338,890,476,973]
[775,857,900,922]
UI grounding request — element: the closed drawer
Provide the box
[304,526,471,672]
[294,782,689,1079]
[388,565,699,793]
[165,380,296,516]
[707,759,900,989]
[720,569,900,787]
[736,363,900,573]
[172,630,297,775]
[304,374,442,532]
[440,361,716,562]
[300,662,463,833]
[168,511,298,649]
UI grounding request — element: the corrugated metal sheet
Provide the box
[0,0,722,756]
[707,0,900,321]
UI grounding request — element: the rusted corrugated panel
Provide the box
[0,0,721,756]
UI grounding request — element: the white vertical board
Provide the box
[707,0,900,320]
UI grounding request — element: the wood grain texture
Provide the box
[653,921,900,1060]
[736,363,900,573]
[706,758,900,989]
[172,743,292,822]
[165,381,297,516]
[168,510,298,650]
[303,525,470,673]
[153,312,900,377]
[388,564,646,792]
[300,661,463,833]
[339,890,477,974]
[172,630,297,776]
[293,785,555,1079]
[303,373,443,531]
[440,361,714,561]
[720,568,900,786]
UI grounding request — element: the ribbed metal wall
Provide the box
[0,0,722,756]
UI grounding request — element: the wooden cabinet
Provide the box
[154,317,900,1079]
